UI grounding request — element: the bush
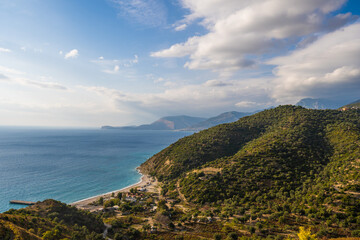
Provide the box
[214,233,222,240]
[352,230,360,237]
[226,232,238,240]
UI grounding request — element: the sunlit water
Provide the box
[0,127,191,212]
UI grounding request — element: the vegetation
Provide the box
[141,106,360,238]
[2,106,360,239]
[0,199,104,240]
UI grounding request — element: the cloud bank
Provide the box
[152,0,355,75]
[270,22,360,102]
[0,47,11,53]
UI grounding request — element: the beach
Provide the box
[70,169,158,212]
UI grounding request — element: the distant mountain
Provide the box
[102,111,258,131]
[102,115,206,130]
[340,99,360,109]
[295,98,348,109]
[182,111,253,131]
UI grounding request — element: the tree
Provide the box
[214,233,222,240]
[117,192,123,200]
[297,227,317,240]
[169,222,175,229]
[42,228,60,240]
[142,224,151,232]
[226,232,238,240]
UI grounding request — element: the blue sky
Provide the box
[0,0,359,127]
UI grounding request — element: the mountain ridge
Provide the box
[102,111,255,131]
[182,111,254,131]
[102,115,206,130]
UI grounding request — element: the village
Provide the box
[69,174,222,239]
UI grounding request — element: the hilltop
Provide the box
[182,111,253,131]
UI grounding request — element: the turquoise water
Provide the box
[0,127,192,213]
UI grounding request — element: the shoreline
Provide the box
[70,171,143,204]
[70,167,158,210]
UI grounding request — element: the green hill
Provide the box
[0,200,104,240]
[140,106,360,237]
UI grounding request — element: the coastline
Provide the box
[70,167,157,211]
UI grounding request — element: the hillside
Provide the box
[0,200,104,239]
[341,99,360,109]
[182,111,253,131]
[140,106,360,237]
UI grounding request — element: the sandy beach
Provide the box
[70,169,158,211]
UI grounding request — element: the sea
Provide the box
[0,127,192,213]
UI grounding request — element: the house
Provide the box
[124,196,137,203]
[150,206,158,212]
[150,226,157,233]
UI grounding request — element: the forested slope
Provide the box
[141,106,360,237]
[0,200,104,240]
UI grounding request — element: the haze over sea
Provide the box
[0,127,191,213]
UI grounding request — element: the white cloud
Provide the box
[0,47,11,53]
[64,49,79,59]
[59,50,63,55]
[21,78,68,90]
[269,22,360,102]
[152,0,356,75]
[0,76,67,91]
[92,55,139,74]
[154,77,165,83]
[132,55,138,64]
[0,65,67,91]
[163,81,178,88]
[111,0,167,27]
[0,65,25,75]
[203,79,232,87]
[84,77,273,116]
[175,24,187,31]
[235,101,258,108]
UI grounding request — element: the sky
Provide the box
[0,0,359,127]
